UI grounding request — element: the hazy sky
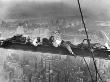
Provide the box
[0,0,110,19]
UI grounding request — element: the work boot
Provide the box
[71,51,76,57]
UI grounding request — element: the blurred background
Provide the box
[0,0,110,82]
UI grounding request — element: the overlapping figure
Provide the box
[32,28,76,56]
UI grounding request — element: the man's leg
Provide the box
[66,44,76,56]
[62,41,76,56]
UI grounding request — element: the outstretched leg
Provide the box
[61,41,76,56]
[66,44,76,56]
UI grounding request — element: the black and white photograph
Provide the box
[0,0,110,82]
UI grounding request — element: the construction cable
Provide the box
[82,57,93,81]
[77,0,103,82]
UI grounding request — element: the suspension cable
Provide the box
[82,57,93,81]
[76,0,103,82]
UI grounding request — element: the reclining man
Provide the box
[32,37,42,46]
[50,31,76,56]
[32,28,50,46]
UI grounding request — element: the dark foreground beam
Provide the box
[0,43,110,60]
